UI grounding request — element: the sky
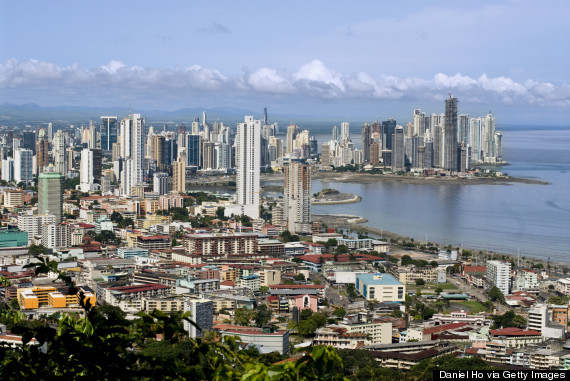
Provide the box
[1,0,569,124]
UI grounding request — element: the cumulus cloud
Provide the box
[0,58,568,108]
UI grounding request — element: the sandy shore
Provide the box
[312,194,361,205]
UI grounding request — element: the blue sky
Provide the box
[1,0,569,124]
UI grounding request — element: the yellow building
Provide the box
[17,287,97,310]
[48,292,67,308]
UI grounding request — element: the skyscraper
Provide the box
[153,172,169,195]
[186,134,201,168]
[382,119,396,150]
[443,95,459,172]
[340,122,350,143]
[283,161,311,234]
[38,172,63,223]
[36,137,49,174]
[235,116,260,219]
[80,147,95,192]
[361,122,371,163]
[172,148,186,194]
[53,130,67,176]
[391,126,405,171]
[285,124,298,154]
[100,116,118,151]
[14,148,33,184]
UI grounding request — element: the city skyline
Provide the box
[0,1,569,124]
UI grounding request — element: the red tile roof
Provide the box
[463,266,486,273]
[270,284,325,290]
[489,327,541,336]
[423,322,469,335]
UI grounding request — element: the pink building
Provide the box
[294,294,318,312]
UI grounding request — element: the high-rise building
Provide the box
[52,130,67,176]
[153,172,169,195]
[183,298,213,338]
[382,119,396,150]
[1,157,14,182]
[79,148,97,192]
[283,161,311,234]
[486,260,511,296]
[340,122,350,143]
[118,114,145,195]
[14,148,33,184]
[186,134,201,168]
[172,149,186,194]
[362,122,371,163]
[38,172,63,223]
[42,223,71,249]
[332,125,339,142]
[285,124,298,154]
[458,114,470,144]
[234,116,260,219]
[100,116,118,151]
[443,95,459,172]
[36,137,49,175]
[391,127,405,171]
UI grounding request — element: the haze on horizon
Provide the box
[1,0,569,124]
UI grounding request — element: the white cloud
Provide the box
[0,58,568,108]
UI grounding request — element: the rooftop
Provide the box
[356,273,403,286]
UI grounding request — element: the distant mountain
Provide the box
[0,103,356,126]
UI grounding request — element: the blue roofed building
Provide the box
[355,273,406,302]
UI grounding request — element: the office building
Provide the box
[14,148,33,184]
[184,298,214,338]
[285,124,298,154]
[283,161,311,234]
[234,116,260,219]
[362,122,371,163]
[443,95,459,172]
[355,273,406,302]
[486,260,511,295]
[80,148,97,192]
[100,116,118,152]
[38,172,64,223]
[382,119,396,150]
[186,134,201,167]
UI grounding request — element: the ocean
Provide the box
[304,126,570,263]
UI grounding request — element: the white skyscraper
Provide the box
[1,157,14,182]
[53,130,67,176]
[80,148,96,192]
[14,148,33,184]
[234,116,260,219]
[340,122,350,143]
[119,113,145,196]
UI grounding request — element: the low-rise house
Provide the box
[313,326,370,349]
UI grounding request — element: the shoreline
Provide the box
[311,171,549,186]
[311,194,361,205]
[311,213,570,268]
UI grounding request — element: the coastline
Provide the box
[312,171,550,185]
[311,213,570,268]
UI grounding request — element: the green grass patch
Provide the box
[456,301,487,313]
[421,282,458,290]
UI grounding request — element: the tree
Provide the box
[488,286,506,304]
[415,278,425,286]
[401,255,413,266]
[334,245,348,255]
[294,273,306,281]
[254,304,272,327]
[429,261,439,267]
[333,307,346,319]
[300,308,314,321]
[215,207,225,219]
[434,287,443,294]
[233,307,255,326]
[346,283,358,300]
[279,230,292,243]
[28,244,48,255]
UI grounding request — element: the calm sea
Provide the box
[300,126,570,263]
